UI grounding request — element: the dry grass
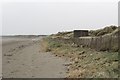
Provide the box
[42,37,119,78]
[51,25,118,38]
[89,25,118,36]
[40,38,50,52]
[40,25,119,78]
[51,31,73,38]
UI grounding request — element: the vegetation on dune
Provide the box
[41,37,118,78]
[51,25,118,38]
[51,31,73,38]
[41,25,119,78]
[89,25,118,36]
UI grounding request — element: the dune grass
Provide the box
[41,25,119,78]
[41,37,119,78]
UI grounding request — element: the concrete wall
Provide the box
[74,30,88,38]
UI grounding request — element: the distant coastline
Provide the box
[1,35,47,37]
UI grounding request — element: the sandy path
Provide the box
[2,37,69,78]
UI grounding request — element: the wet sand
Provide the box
[2,36,69,78]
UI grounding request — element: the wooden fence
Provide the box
[51,34,118,52]
[73,35,118,51]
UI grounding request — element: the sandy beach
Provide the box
[2,36,69,78]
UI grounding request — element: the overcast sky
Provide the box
[1,0,119,35]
